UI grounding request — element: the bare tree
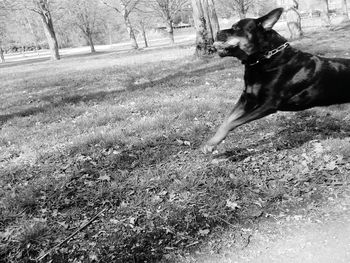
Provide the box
[66,0,105,53]
[256,0,278,16]
[217,0,253,19]
[0,1,7,62]
[8,0,61,60]
[24,14,41,54]
[340,0,349,22]
[149,0,188,44]
[282,0,302,39]
[21,0,60,60]
[191,0,219,56]
[134,16,152,47]
[139,20,149,47]
[131,7,154,48]
[102,0,140,49]
[319,0,331,26]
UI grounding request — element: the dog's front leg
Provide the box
[202,94,276,153]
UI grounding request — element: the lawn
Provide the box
[1,27,350,263]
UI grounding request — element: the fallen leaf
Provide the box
[98,175,111,182]
[198,229,210,236]
[57,221,69,229]
[110,219,119,225]
[314,142,324,154]
[129,217,137,227]
[325,161,337,171]
[176,139,184,145]
[184,141,191,146]
[226,200,240,210]
[89,252,98,261]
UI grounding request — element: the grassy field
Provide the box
[1,27,350,263]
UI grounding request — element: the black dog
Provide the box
[202,8,350,153]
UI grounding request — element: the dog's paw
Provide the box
[201,144,216,154]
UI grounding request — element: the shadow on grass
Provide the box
[217,110,350,161]
[0,57,49,68]
[3,110,350,262]
[0,60,232,126]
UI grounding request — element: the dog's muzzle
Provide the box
[213,41,232,57]
[213,41,227,50]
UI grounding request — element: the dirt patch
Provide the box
[190,192,350,263]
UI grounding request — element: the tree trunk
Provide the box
[167,19,175,44]
[39,12,60,60]
[0,47,5,63]
[124,15,139,49]
[237,10,246,19]
[25,16,40,56]
[191,0,220,57]
[341,0,350,22]
[202,0,219,44]
[321,0,331,26]
[285,8,303,39]
[237,1,246,19]
[87,33,96,53]
[141,24,148,48]
[283,0,303,39]
[108,26,113,45]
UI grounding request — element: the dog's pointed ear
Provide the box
[257,8,284,30]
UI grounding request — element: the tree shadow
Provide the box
[0,60,232,126]
[0,57,49,68]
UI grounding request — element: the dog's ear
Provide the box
[257,8,284,30]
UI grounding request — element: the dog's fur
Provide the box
[202,8,350,153]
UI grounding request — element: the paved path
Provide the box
[191,193,350,263]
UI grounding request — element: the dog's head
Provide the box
[213,8,284,58]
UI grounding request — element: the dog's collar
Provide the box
[245,42,290,66]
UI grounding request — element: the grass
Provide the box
[1,28,350,263]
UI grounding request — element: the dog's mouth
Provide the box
[213,38,240,57]
[213,41,239,57]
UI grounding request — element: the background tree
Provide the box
[23,12,42,54]
[319,0,331,26]
[0,1,8,62]
[15,0,61,60]
[191,0,219,56]
[340,0,349,22]
[132,11,154,48]
[103,14,123,45]
[102,0,141,49]
[149,0,188,44]
[66,0,106,53]
[256,0,278,15]
[137,18,149,47]
[216,0,254,19]
[282,0,302,39]
[6,9,44,53]
[0,23,6,62]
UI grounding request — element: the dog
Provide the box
[202,8,350,153]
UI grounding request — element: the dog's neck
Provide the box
[243,42,291,66]
[240,30,291,67]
